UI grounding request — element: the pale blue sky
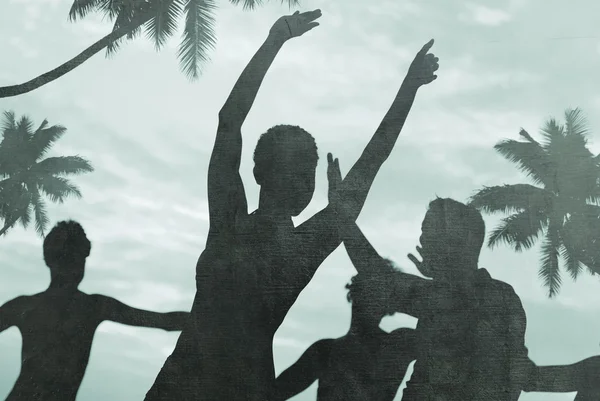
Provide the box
[1,0,600,400]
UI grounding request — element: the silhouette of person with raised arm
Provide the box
[0,220,189,401]
[326,158,600,401]
[144,9,440,401]
[273,267,417,401]
[273,154,418,401]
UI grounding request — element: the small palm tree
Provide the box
[0,0,299,98]
[0,111,94,237]
[468,108,600,297]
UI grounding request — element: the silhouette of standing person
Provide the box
[273,263,417,401]
[273,154,418,401]
[0,220,189,401]
[330,189,600,401]
[144,9,440,401]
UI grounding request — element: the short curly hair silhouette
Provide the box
[345,258,401,317]
[253,124,318,184]
[43,220,91,269]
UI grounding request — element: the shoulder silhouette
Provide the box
[0,220,189,401]
[145,9,439,401]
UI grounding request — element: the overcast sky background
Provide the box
[1,0,600,400]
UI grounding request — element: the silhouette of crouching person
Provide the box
[0,220,189,401]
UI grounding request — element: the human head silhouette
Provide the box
[253,125,318,217]
[346,259,400,324]
[418,197,485,281]
[43,220,91,288]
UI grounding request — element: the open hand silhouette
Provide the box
[270,9,322,41]
[327,152,341,204]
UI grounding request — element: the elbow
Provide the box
[218,109,242,132]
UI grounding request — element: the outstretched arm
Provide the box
[95,295,189,331]
[273,339,333,400]
[343,220,427,317]
[524,356,600,397]
[327,157,427,316]
[0,296,25,333]
[208,10,321,235]
[290,41,440,277]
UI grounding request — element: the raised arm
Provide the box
[208,10,321,235]
[291,41,439,271]
[330,40,439,223]
[95,295,189,331]
[343,221,428,317]
[0,296,25,333]
[273,339,333,400]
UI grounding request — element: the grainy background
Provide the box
[1,0,600,399]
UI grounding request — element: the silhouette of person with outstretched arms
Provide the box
[327,159,600,400]
[144,8,439,401]
[273,154,418,401]
[0,220,189,401]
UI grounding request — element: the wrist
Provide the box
[401,78,421,92]
[266,31,287,47]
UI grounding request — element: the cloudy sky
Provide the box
[2,0,600,400]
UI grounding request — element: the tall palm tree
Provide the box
[468,108,600,297]
[0,0,299,98]
[0,111,94,237]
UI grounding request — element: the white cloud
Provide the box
[7,36,38,59]
[366,0,421,19]
[460,4,513,26]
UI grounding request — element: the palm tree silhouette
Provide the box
[468,108,600,297]
[0,111,93,237]
[0,0,299,98]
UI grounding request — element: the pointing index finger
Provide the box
[418,39,435,55]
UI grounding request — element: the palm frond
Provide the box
[68,0,103,21]
[281,0,300,7]
[540,118,565,150]
[539,225,562,297]
[30,122,67,161]
[518,128,539,144]
[18,206,31,230]
[494,139,553,187]
[468,184,553,215]
[104,0,152,56]
[487,210,547,252]
[1,111,16,132]
[32,156,94,177]
[229,0,263,9]
[144,0,183,50]
[177,0,217,80]
[38,176,83,203]
[564,108,590,138]
[16,115,34,139]
[560,243,583,280]
[30,186,49,237]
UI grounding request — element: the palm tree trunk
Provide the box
[0,16,151,98]
[0,216,19,237]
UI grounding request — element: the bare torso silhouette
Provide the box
[318,331,414,401]
[403,268,529,401]
[147,210,341,400]
[280,329,416,401]
[5,291,102,401]
[0,288,188,401]
[145,12,439,400]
